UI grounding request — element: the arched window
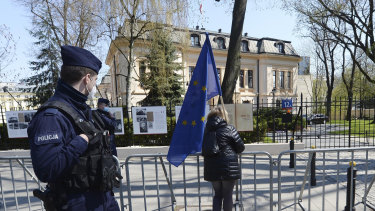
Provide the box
[216,37,226,49]
[190,34,200,46]
[241,40,249,52]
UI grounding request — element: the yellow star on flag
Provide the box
[201,116,205,122]
[193,80,198,86]
[192,120,196,126]
[201,86,206,91]
[182,120,187,125]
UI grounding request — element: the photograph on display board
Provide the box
[6,110,37,138]
[132,106,167,134]
[106,108,124,135]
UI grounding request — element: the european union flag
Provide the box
[167,33,222,167]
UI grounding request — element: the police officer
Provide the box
[28,45,120,210]
[95,98,118,156]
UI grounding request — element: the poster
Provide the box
[132,106,167,134]
[6,107,125,139]
[175,104,210,123]
[6,110,37,138]
[106,107,124,135]
[224,104,253,131]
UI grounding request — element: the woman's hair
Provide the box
[60,65,97,85]
[207,106,229,122]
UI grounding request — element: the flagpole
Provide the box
[219,95,229,122]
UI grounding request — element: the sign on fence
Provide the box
[131,106,167,134]
[6,110,37,138]
[106,107,125,135]
[281,99,293,109]
[6,107,125,139]
[224,104,253,131]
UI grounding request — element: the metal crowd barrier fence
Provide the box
[3,149,375,211]
[122,151,274,211]
[0,156,122,211]
[277,147,375,211]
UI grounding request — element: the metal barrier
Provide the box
[0,156,44,210]
[122,151,274,211]
[3,148,375,211]
[277,147,375,211]
[0,156,122,211]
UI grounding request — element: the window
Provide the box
[280,71,284,88]
[287,72,291,89]
[139,62,146,87]
[241,40,249,52]
[248,70,253,88]
[239,70,244,88]
[216,37,226,49]
[189,66,195,80]
[276,43,285,53]
[273,71,276,88]
[190,34,200,47]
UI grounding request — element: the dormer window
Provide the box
[275,42,285,53]
[216,37,226,49]
[190,34,200,47]
[241,40,249,52]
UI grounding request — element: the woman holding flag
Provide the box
[202,106,245,211]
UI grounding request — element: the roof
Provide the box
[189,28,299,57]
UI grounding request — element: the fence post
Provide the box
[345,161,357,211]
[310,145,316,186]
[289,137,294,168]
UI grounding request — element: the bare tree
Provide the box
[0,24,17,77]
[98,0,187,110]
[283,0,375,84]
[19,0,106,105]
[21,0,105,48]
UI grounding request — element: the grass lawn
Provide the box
[329,119,375,137]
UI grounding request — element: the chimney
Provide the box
[218,28,222,33]
[244,32,248,36]
[196,25,199,30]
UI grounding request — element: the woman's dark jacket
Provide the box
[203,116,245,181]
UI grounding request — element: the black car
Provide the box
[307,114,329,124]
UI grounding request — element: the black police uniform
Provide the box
[28,46,120,211]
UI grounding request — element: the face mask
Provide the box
[87,85,97,99]
[86,77,97,99]
[103,107,109,112]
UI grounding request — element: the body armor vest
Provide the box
[37,101,122,193]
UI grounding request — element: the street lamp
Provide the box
[3,86,23,110]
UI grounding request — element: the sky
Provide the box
[0,0,309,83]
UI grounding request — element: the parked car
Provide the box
[8,117,18,123]
[307,114,329,124]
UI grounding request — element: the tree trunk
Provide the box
[221,0,247,103]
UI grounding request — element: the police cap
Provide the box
[61,45,102,74]
[98,98,110,105]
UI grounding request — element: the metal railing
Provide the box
[2,148,375,210]
[0,156,122,211]
[122,151,274,211]
[277,147,375,211]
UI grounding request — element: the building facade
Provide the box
[103,27,312,107]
